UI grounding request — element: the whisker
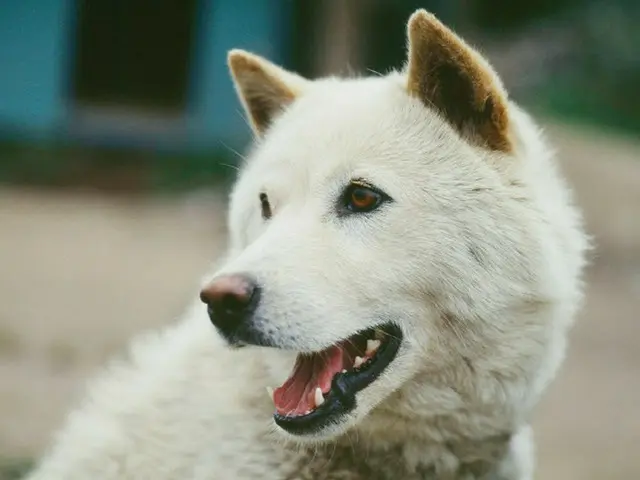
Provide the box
[218,162,240,172]
[375,329,402,342]
[218,140,247,162]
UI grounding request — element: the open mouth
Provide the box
[269,322,402,435]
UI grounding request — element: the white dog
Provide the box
[26,10,588,480]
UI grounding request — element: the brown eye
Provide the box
[343,184,386,213]
[259,192,272,220]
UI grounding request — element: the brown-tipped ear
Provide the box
[228,50,308,136]
[406,10,512,153]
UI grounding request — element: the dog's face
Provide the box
[201,11,557,441]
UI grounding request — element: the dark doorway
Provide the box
[72,0,198,115]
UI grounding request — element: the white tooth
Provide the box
[314,387,324,407]
[353,356,364,368]
[366,339,381,356]
[341,369,347,373]
[266,386,274,403]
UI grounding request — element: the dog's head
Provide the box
[200,11,584,441]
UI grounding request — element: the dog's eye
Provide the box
[259,192,272,220]
[342,183,386,213]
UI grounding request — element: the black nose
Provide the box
[199,274,259,334]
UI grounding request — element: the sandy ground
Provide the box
[0,121,638,478]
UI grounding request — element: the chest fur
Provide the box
[280,437,513,480]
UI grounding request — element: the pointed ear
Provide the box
[406,10,512,153]
[228,50,308,136]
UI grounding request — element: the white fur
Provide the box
[26,18,588,480]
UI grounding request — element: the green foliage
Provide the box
[0,458,33,480]
[0,142,236,193]
[524,0,640,133]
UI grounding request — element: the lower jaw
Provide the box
[273,371,356,436]
[273,322,403,436]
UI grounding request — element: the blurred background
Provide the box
[0,1,638,478]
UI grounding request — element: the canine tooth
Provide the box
[366,339,381,355]
[314,387,324,407]
[353,356,364,368]
[341,369,347,373]
[266,386,274,403]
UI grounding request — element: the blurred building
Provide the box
[0,0,637,190]
[0,0,291,151]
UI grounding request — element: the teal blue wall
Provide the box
[0,0,290,149]
[188,0,290,147]
[0,0,73,138]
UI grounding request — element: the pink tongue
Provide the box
[273,346,348,416]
